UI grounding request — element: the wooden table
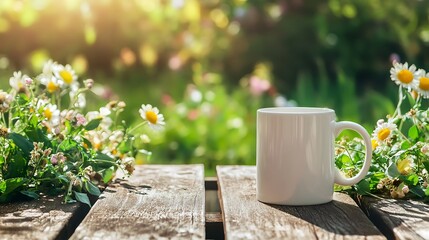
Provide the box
[1,165,428,239]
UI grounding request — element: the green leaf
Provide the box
[73,191,91,207]
[25,127,52,148]
[8,132,33,157]
[401,141,411,150]
[387,162,400,178]
[4,150,27,178]
[84,180,101,196]
[95,152,114,161]
[118,139,131,153]
[406,174,419,186]
[57,175,70,184]
[20,190,39,200]
[83,137,93,149]
[410,186,425,198]
[408,125,419,140]
[102,167,115,184]
[355,178,370,195]
[0,178,27,202]
[85,118,102,130]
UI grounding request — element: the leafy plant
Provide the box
[0,60,164,205]
[336,61,429,200]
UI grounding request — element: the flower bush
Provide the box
[0,60,164,205]
[336,61,429,200]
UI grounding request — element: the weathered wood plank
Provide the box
[71,164,205,240]
[357,196,429,240]
[217,165,385,240]
[0,195,89,240]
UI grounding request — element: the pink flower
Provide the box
[249,76,270,96]
[50,153,66,165]
[76,114,87,126]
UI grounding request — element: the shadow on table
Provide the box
[264,198,383,237]
[356,196,429,240]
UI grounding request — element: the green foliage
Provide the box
[0,60,163,205]
[335,62,429,200]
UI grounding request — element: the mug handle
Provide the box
[333,121,372,186]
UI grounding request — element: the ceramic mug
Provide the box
[256,107,372,205]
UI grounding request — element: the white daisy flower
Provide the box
[9,71,29,92]
[43,59,57,76]
[139,104,165,130]
[40,76,61,93]
[37,60,57,82]
[43,103,60,127]
[372,120,397,144]
[390,62,418,90]
[414,69,429,98]
[54,64,78,87]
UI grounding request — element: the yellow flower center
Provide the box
[371,139,378,150]
[397,69,413,84]
[377,128,391,141]
[44,108,53,120]
[60,70,73,84]
[47,81,58,93]
[146,110,158,124]
[419,77,429,91]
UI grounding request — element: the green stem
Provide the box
[128,121,147,134]
[114,109,121,129]
[394,87,404,118]
[335,144,367,156]
[0,113,6,126]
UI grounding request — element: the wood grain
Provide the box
[0,195,89,240]
[71,164,205,240]
[217,165,385,240]
[357,196,429,240]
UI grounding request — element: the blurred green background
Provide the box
[1,0,429,175]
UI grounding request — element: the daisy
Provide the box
[371,139,378,150]
[54,64,78,87]
[40,76,61,93]
[139,104,165,130]
[42,103,61,127]
[37,60,57,83]
[390,62,418,90]
[372,120,397,145]
[414,69,429,98]
[9,71,29,92]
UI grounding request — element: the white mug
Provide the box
[256,107,372,205]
